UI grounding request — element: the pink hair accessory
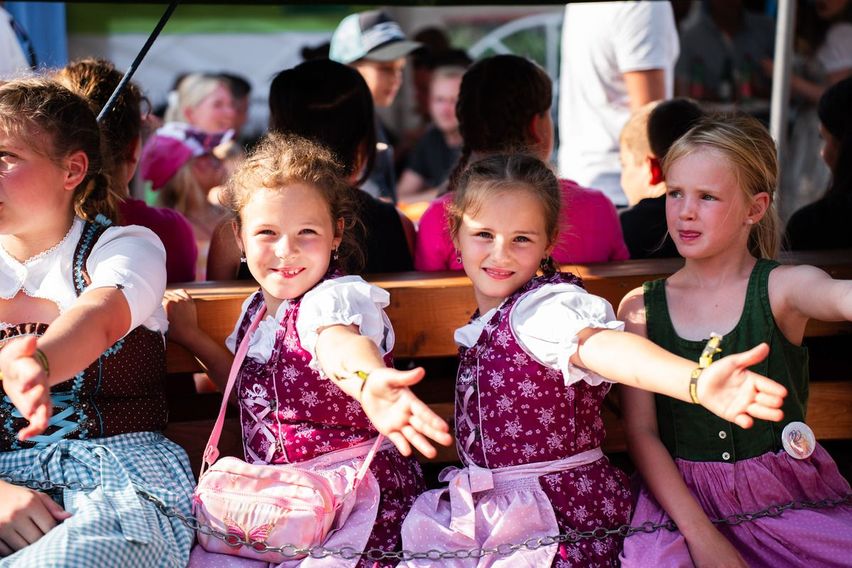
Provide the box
[139,121,234,190]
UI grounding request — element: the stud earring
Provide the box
[240,256,247,263]
[746,219,754,225]
[332,248,340,261]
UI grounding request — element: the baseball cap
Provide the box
[329,10,421,65]
[139,122,233,190]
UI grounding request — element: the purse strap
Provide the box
[199,301,385,482]
[200,302,268,478]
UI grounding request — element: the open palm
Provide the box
[697,343,787,428]
[359,367,453,458]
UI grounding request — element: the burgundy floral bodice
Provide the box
[455,272,612,469]
[233,286,392,465]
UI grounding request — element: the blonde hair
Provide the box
[449,153,561,274]
[663,114,780,259]
[156,164,203,216]
[164,73,227,124]
[221,133,364,272]
[619,101,659,162]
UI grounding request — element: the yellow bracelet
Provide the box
[690,333,723,405]
[336,369,371,396]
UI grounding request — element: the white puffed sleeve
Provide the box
[225,292,267,356]
[83,224,168,335]
[296,276,395,373]
[510,283,624,387]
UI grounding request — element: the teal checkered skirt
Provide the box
[0,431,194,567]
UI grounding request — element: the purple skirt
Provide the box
[621,444,852,568]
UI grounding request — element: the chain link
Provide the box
[3,475,849,562]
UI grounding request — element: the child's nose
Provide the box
[492,237,510,261]
[274,236,295,258]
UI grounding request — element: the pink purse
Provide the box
[193,304,384,563]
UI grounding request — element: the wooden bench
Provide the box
[163,251,852,473]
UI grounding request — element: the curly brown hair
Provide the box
[220,133,364,273]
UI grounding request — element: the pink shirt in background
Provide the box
[119,198,198,284]
[414,178,629,271]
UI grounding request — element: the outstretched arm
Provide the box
[0,287,132,439]
[773,265,852,328]
[573,326,785,428]
[315,324,452,458]
[618,289,748,567]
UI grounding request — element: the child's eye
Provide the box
[474,231,493,239]
[255,229,276,236]
[299,228,318,235]
[514,235,531,243]
[667,189,682,198]
[701,193,717,201]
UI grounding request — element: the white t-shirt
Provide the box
[226,276,395,373]
[454,282,624,387]
[818,22,852,74]
[0,217,168,334]
[557,1,679,207]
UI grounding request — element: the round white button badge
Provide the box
[782,421,815,460]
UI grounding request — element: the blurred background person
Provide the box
[56,58,198,283]
[397,65,465,204]
[785,76,852,250]
[558,0,679,207]
[139,123,230,280]
[330,9,421,203]
[618,98,704,259]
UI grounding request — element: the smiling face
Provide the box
[665,147,764,260]
[185,83,237,133]
[455,187,553,313]
[237,183,341,313]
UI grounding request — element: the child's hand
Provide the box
[0,479,71,556]
[0,336,51,441]
[359,367,453,458]
[686,525,748,568]
[697,343,787,428]
[163,289,200,347]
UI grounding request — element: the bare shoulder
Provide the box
[769,264,832,295]
[618,286,648,334]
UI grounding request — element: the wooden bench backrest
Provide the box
[167,251,852,372]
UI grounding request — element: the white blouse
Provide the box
[0,217,168,334]
[226,275,395,372]
[454,282,624,387]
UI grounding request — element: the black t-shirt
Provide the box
[785,193,852,251]
[406,126,460,189]
[619,195,679,259]
[351,188,413,273]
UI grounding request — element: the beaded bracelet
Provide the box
[689,333,723,404]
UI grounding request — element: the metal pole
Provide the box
[97,1,179,123]
[769,0,796,178]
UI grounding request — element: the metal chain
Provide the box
[3,474,849,562]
